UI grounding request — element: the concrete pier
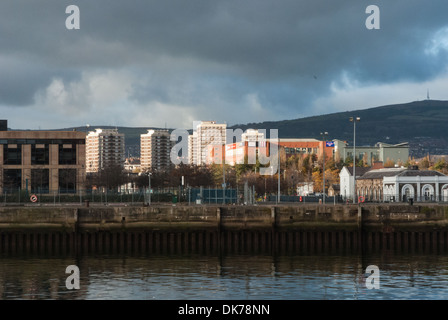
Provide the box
[0,204,448,254]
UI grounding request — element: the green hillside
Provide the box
[50,100,448,157]
[234,100,448,144]
[231,100,448,145]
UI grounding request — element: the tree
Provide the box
[312,170,323,193]
[324,168,340,189]
[299,154,316,182]
[282,161,301,195]
[404,157,417,168]
[88,165,129,191]
[343,155,353,168]
[432,158,448,174]
[418,157,430,170]
[384,158,396,168]
[362,153,369,167]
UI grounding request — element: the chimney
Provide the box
[372,161,384,169]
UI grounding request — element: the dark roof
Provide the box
[357,168,406,180]
[358,168,446,180]
[397,170,446,177]
[345,166,371,176]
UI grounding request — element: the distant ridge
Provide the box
[18,100,448,158]
[230,100,448,144]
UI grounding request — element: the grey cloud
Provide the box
[0,0,447,128]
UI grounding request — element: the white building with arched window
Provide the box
[383,166,448,202]
[355,165,448,203]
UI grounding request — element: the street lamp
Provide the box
[148,172,152,205]
[270,165,274,203]
[320,132,328,204]
[222,148,226,205]
[278,145,281,204]
[349,117,360,203]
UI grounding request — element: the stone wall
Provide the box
[0,204,447,233]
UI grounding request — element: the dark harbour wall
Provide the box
[1,204,448,254]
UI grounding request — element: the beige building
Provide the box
[334,139,409,165]
[140,129,173,171]
[356,167,404,202]
[124,157,141,173]
[189,121,226,165]
[0,130,86,194]
[188,132,198,165]
[86,129,125,173]
[241,129,265,142]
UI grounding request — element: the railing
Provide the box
[340,193,448,203]
[0,187,239,205]
[0,188,155,205]
[4,188,446,206]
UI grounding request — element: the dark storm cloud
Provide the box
[74,0,447,81]
[0,0,447,128]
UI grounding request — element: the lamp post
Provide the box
[221,147,226,205]
[222,164,226,205]
[320,132,328,204]
[278,145,281,204]
[148,172,152,206]
[349,117,360,203]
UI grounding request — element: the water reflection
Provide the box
[1,250,448,300]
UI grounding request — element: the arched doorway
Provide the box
[421,184,435,202]
[441,184,448,202]
[401,184,414,203]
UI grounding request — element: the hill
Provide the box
[230,100,448,157]
[40,100,448,158]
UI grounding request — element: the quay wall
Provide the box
[0,204,447,232]
[1,204,448,253]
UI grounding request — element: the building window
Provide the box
[31,169,49,194]
[59,169,77,193]
[59,144,77,165]
[31,144,49,165]
[3,169,22,192]
[4,145,22,165]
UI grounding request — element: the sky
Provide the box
[1,0,448,130]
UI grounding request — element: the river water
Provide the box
[1,250,448,300]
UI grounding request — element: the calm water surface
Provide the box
[1,250,448,300]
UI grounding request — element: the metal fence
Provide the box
[266,195,342,204]
[341,193,448,204]
[5,187,447,206]
[0,188,172,205]
[0,187,239,205]
[187,188,238,204]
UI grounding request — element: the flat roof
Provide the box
[0,130,86,139]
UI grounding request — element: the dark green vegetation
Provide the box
[232,100,448,146]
